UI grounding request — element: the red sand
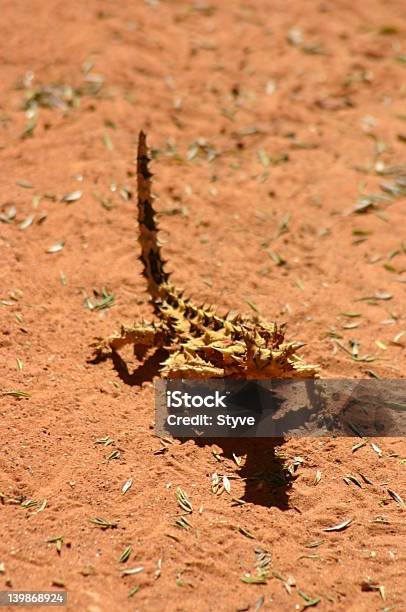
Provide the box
[0,1,405,610]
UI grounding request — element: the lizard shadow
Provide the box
[92,355,294,509]
[168,383,297,509]
[191,436,293,510]
[92,348,169,386]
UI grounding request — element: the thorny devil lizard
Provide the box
[92,131,319,379]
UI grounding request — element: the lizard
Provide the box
[91,131,319,379]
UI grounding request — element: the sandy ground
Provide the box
[0,0,405,610]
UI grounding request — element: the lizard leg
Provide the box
[91,321,166,359]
